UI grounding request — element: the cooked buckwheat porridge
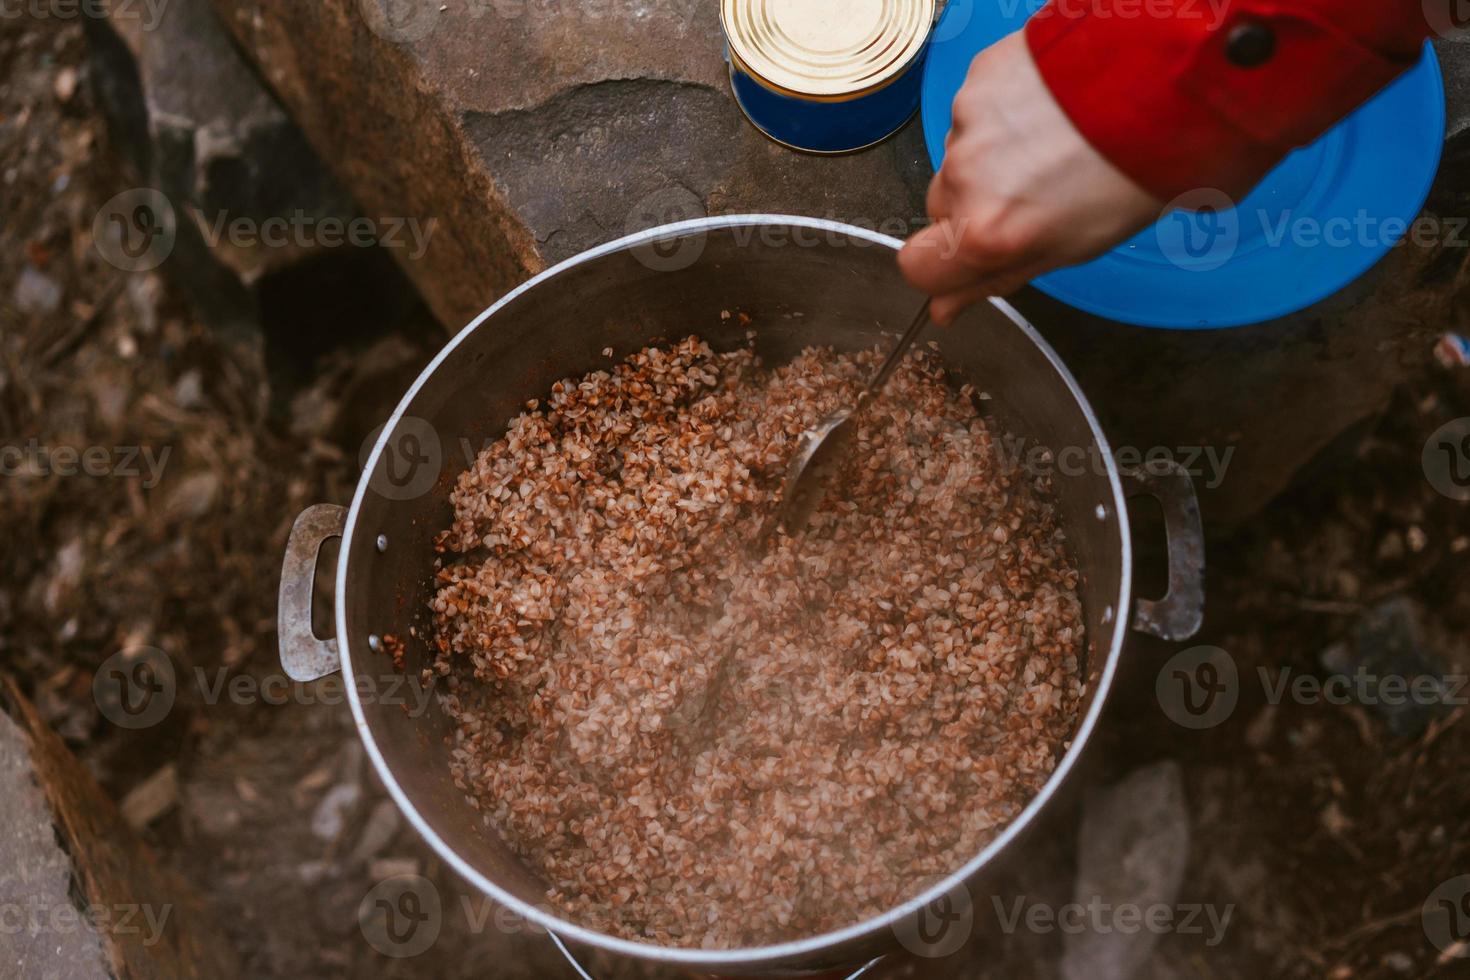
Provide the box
[428,334,1085,948]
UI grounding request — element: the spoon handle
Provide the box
[856,297,933,408]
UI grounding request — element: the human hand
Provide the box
[899,31,1163,324]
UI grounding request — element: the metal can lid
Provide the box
[722,0,935,99]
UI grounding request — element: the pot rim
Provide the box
[338,214,1134,968]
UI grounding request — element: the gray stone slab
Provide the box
[0,709,114,980]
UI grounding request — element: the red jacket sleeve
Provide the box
[1025,0,1437,201]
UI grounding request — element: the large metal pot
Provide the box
[278,216,1204,977]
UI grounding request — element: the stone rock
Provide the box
[0,678,238,979]
[85,0,441,426]
[183,780,244,838]
[85,0,355,295]
[348,798,402,864]
[1436,38,1470,189]
[1318,596,1454,737]
[163,471,221,521]
[119,762,180,829]
[368,856,420,882]
[1,708,111,979]
[207,1,1470,525]
[207,0,930,332]
[1062,761,1191,980]
[13,265,62,314]
[310,782,362,841]
[1382,951,1415,973]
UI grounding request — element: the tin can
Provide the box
[721,0,936,154]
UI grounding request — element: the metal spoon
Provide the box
[769,297,933,537]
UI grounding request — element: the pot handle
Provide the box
[1122,461,1204,642]
[278,503,347,683]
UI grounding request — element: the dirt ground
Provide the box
[3,19,1469,980]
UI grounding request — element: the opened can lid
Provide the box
[722,0,935,99]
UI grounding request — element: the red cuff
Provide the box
[1025,0,1433,201]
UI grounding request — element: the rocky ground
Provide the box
[3,16,1469,980]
